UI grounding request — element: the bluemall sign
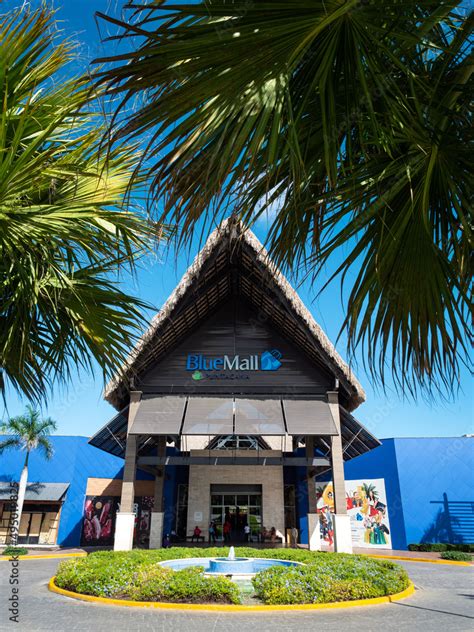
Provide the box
[186,349,282,379]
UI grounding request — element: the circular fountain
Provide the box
[159,546,302,579]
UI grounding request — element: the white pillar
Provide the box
[149,512,164,549]
[114,391,142,552]
[333,514,352,553]
[307,513,322,551]
[114,513,135,551]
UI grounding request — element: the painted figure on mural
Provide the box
[316,479,391,549]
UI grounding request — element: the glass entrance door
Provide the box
[210,486,262,542]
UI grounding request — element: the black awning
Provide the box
[234,398,286,435]
[182,397,234,435]
[283,399,338,435]
[88,407,128,457]
[129,395,186,436]
[89,397,380,461]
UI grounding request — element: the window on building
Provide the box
[206,435,270,450]
[175,484,188,538]
[284,484,296,530]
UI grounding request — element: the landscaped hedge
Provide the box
[440,550,472,562]
[127,565,240,603]
[1,546,28,556]
[252,556,410,605]
[408,543,474,553]
[55,547,409,605]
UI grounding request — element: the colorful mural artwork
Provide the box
[316,478,392,549]
[81,496,153,547]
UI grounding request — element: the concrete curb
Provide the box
[48,576,415,612]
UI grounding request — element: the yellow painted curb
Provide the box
[48,576,415,612]
[0,553,87,561]
[365,554,472,567]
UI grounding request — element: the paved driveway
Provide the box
[0,558,472,632]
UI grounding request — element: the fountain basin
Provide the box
[209,557,255,574]
[159,557,302,578]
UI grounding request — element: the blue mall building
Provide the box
[0,434,472,549]
[1,222,472,550]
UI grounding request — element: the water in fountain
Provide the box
[228,546,236,560]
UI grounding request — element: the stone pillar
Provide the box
[328,390,352,554]
[149,436,166,549]
[150,512,164,549]
[114,391,141,551]
[306,435,321,551]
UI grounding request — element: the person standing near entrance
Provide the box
[209,520,217,544]
[223,520,231,543]
[244,523,251,542]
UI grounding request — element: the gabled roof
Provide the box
[105,218,365,411]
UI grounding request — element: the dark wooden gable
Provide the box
[139,298,333,396]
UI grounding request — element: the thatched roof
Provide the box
[104,218,365,410]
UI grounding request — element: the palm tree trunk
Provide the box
[14,452,29,545]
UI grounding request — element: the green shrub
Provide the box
[446,543,474,553]
[55,547,409,605]
[55,553,143,597]
[127,565,240,604]
[440,550,472,562]
[425,543,447,552]
[1,546,28,556]
[252,556,409,605]
[408,543,474,553]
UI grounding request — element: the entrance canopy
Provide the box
[129,396,336,437]
[89,395,379,460]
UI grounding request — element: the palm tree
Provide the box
[362,483,379,501]
[0,406,57,539]
[95,1,472,397]
[0,7,161,403]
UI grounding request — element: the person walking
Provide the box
[209,520,217,544]
[223,520,231,543]
[244,523,251,542]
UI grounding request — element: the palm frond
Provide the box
[0,7,166,402]
[0,406,56,458]
[0,437,21,453]
[96,1,472,396]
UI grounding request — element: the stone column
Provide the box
[328,390,352,553]
[149,436,166,549]
[306,435,321,551]
[114,391,141,551]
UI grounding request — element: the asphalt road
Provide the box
[0,557,472,632]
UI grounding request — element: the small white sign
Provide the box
[194,511,203,522]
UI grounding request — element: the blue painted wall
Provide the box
[2,435,472,548]
[393,437,474,546]
[344,439,407,550]
[0,436,152,546]
[344,437,474,548]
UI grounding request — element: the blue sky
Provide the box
[2,1,472,439]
